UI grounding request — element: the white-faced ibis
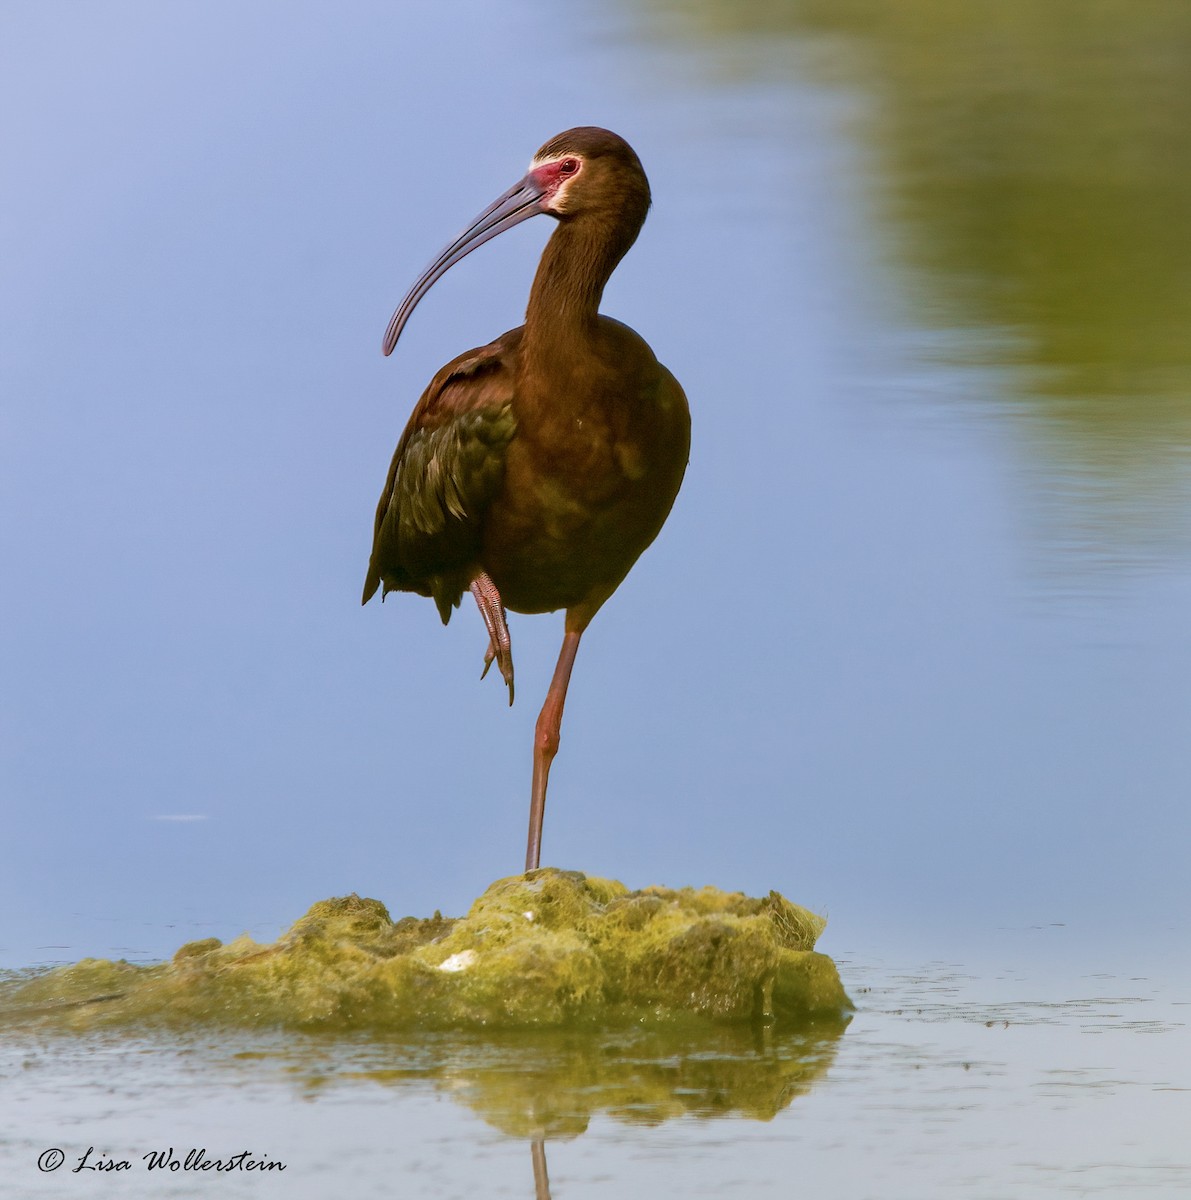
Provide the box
[363,127,690,871]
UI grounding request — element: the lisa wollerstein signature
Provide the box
[37,1146,287,1174]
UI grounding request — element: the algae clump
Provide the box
[2,870,850,1032]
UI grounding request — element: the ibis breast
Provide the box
[483,318,690,617]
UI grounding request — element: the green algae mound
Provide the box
[3,870,850,1032]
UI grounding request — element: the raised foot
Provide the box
[480,638,515,704]
[469,573,514,705]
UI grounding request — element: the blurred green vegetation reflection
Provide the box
[647,0,1191,556]
[317,1021,847,1138]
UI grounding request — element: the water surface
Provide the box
[5,950,1187,1197]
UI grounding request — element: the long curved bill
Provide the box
[383,174,548,356]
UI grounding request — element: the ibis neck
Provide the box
[523,216,637,358]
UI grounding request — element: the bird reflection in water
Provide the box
[531,1137,551,1200]
[335,1021,849,1196]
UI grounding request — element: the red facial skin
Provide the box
[529,157,582,212]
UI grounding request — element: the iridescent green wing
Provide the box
[362,331,520,620]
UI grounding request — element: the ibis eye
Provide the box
[558,158,579,176]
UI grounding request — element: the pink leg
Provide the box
[526,628,582,872]
[469,573,513,705]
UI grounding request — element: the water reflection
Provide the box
[0,1018,846,1198]
[3,958,1185,1196]
[640,0,1191,567]
[327,1020,848,1136]
[531,1138,551,1200]
[264,1021,846,1199]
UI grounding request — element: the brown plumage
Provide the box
[364,127,690,871]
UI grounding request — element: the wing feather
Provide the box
[362,331,520,618]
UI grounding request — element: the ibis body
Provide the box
[363,128,690,870]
